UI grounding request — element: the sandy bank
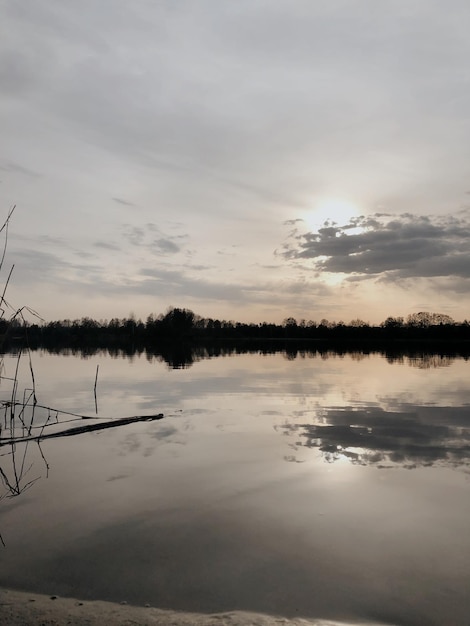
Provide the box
[0,587,390,626]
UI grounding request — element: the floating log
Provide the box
[0,413,164,446]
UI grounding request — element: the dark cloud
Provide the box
[93,241,121,251]
[122,224,185,255]
[182,263,213,271]
[0,160,41,178]
[112,197,136,207]
[74,251,94,259]
[37,235,66,246]
[9,247,71,280]
[216,249,237,256]
[134,267,330,306]
[433,276,470,295]
[281,211,470,282]
[152,238,180,255]
[137,267,245,301]
[9,247,104,290]
[123,226,145,246]
[283,218,304,226]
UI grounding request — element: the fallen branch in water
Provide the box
[0,413,164,446]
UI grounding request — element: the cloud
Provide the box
[182,263,213,271]
[281,211,470,283]
[123,226,145,246]
[152,238,180,255]
[37,235,66,246]
[93,241,121,251]
[134,266,331,307]
[0,160,41,178]
[431,276,470,295]
[112,197,135,207]
[122,224,185,256]
[283,218,304,226]
[5,0,470,220]
[136,267,246,302]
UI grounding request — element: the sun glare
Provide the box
[304,198,362,232]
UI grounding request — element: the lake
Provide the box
[1,348,469,626]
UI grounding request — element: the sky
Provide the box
[1,0,470,325]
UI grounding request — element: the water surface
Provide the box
[1,349,469,626]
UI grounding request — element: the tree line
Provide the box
[1,307,470,350]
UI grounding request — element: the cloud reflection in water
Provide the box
[280,404,470,469]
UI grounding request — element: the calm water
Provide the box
[1,349,470,626]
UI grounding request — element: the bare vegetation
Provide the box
[0,208,166,546]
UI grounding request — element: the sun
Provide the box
[304,198,361,231]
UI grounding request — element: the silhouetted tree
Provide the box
[350,318,369,328]
[406,311,454,328]
[381,316,404,329]
[160,307,196,337]
[283,317,297,328]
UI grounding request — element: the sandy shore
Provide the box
[0,587,389,626]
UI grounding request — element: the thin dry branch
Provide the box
[0,205,15,274]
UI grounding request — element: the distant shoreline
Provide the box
[2,307,470,355]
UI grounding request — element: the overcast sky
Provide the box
[1,0,470,324]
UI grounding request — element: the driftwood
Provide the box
[0,413,164,446]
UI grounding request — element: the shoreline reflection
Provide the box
[21,344,470,369]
